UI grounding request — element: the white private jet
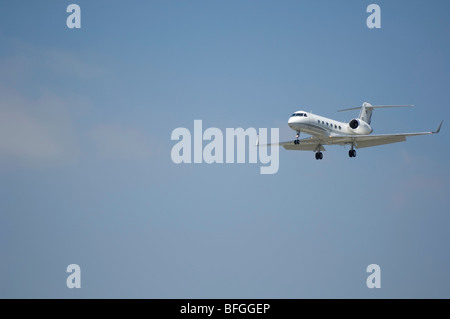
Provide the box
[269,102,442,160]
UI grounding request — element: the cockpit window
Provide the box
[292,113,305,117]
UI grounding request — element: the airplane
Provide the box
[265,102,442,160]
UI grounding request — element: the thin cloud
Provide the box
[89,124,154,160]
[0,37,105,88]
[0,38,104,169]
[0,85,80,167]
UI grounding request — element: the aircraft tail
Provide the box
[338,102,414,125]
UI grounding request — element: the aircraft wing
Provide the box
[259,121,442,150]
[276,134,405,150]
[259,136,326,151]
[328,120,443,149]
[328,134,408,148]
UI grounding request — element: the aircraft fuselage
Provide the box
[288,111,373,137]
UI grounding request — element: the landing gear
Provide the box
[315,152,323,160]
[294,131,300,144]
[348,143,357,158]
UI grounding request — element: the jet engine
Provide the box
[347,118,373,134]
[349,119,359,129]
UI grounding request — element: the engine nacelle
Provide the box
[347,119,373,134]
[349,118,359,129]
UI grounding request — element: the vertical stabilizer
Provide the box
[359,102,374,124]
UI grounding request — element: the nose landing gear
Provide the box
[315,152,323,160]
[294,131,300,145]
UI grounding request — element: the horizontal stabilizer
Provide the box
[337,102,414,125]
[338,105,414,112]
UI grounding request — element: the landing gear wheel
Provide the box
[294,131,300,145]
[319,152,323,160]
[349,149,356,157]
[315,152,323,160]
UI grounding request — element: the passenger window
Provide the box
[339,126,341,130]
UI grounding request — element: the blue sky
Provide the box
[1,0,449,298]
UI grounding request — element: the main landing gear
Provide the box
[315,152,323,160]
[348,149,356,157]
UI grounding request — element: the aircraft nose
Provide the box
[288,116,300,130]
[288,116,302,124]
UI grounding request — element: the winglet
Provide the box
[434,120,443,134]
